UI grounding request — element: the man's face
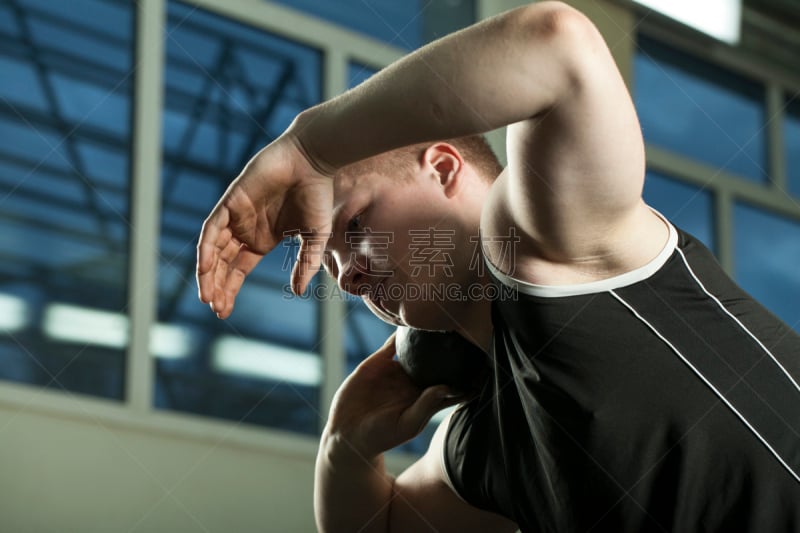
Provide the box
[323,169,472,330]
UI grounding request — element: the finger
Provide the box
[197,206,230,303]
[212,238,241,316]
[381,331,397,356]
[219,246,263,319]
[399,385,462,436]
[290,232,330,296]
[350,333,397,377]
[368,332,397,361]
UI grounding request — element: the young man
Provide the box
[197,2,800,531]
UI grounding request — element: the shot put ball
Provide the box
[395,326,489,394]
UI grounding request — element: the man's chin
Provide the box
[396,305,455,332]
[364,299,403,326]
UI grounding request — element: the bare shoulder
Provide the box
[390,409,519,533]
[487,3,666,283]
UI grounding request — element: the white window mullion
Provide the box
[766,83,787,193]
[715,187,734,276]
[317,47,348,431]
[126,0,166,413]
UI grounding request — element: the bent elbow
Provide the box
[515,1,597,39]
[515,2,608,90]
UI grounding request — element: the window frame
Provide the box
[636,14,800,275]
[0,0,411,465]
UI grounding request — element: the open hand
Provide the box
[196,134,333,318]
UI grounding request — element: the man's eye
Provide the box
[347,213,363,232]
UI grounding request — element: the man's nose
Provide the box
[337,255,370,297]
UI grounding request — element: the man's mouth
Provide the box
[368,276,399,322]
[371,276,388,310]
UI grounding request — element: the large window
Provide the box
[636,32,800,333]
[0,0,479,448]
[155,1,324,434]
[643,171,715,251]
[348,62,378,90]
[0,0,133,399]
[272,0,475,51]
[734,203,800,330]
[635,35,768,183]
[786,96,800,198]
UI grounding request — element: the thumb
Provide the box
[399,385,463,437]
[291,232,328,295]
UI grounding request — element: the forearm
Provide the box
[292,1,588,172]
[314,428,395,533]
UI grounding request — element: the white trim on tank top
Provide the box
[484,208,678,298]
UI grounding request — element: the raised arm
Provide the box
[197,1,607,315]
[295,0,649,270]
[294,1,589,170]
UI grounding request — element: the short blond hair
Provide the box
[339,135,502,183]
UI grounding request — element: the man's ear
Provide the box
[423,143,464,198]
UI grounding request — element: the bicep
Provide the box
[505,7,646,259]
[388,414,519,533]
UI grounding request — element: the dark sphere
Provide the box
[395,327,490,394]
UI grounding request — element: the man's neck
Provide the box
[453,284,494,353]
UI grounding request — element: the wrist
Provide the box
[320,426,383,470]
[286,107,339,178]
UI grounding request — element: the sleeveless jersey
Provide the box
[443,222,800,532]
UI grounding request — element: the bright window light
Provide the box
[43,303,193,358]
[633,0,741,44]
[44,303,128,348]
[150,323,193,359]
[0,293,30,333]
[212,336,321,386]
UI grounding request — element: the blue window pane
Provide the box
[271,0,474,51]
[156,1,324,435]
[0,0,133,400]
[348,62,378,89]
[420,0,475,44]
[345,299,395,375]
[273,0,422,49]
[734,203,800,332]
[786,95,800,198]
[643,171,715,252]
[635,35,767,183]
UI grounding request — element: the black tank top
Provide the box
[444,224,800,532]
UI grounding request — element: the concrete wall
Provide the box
[0,381,418,533]
[0,392,317,532]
